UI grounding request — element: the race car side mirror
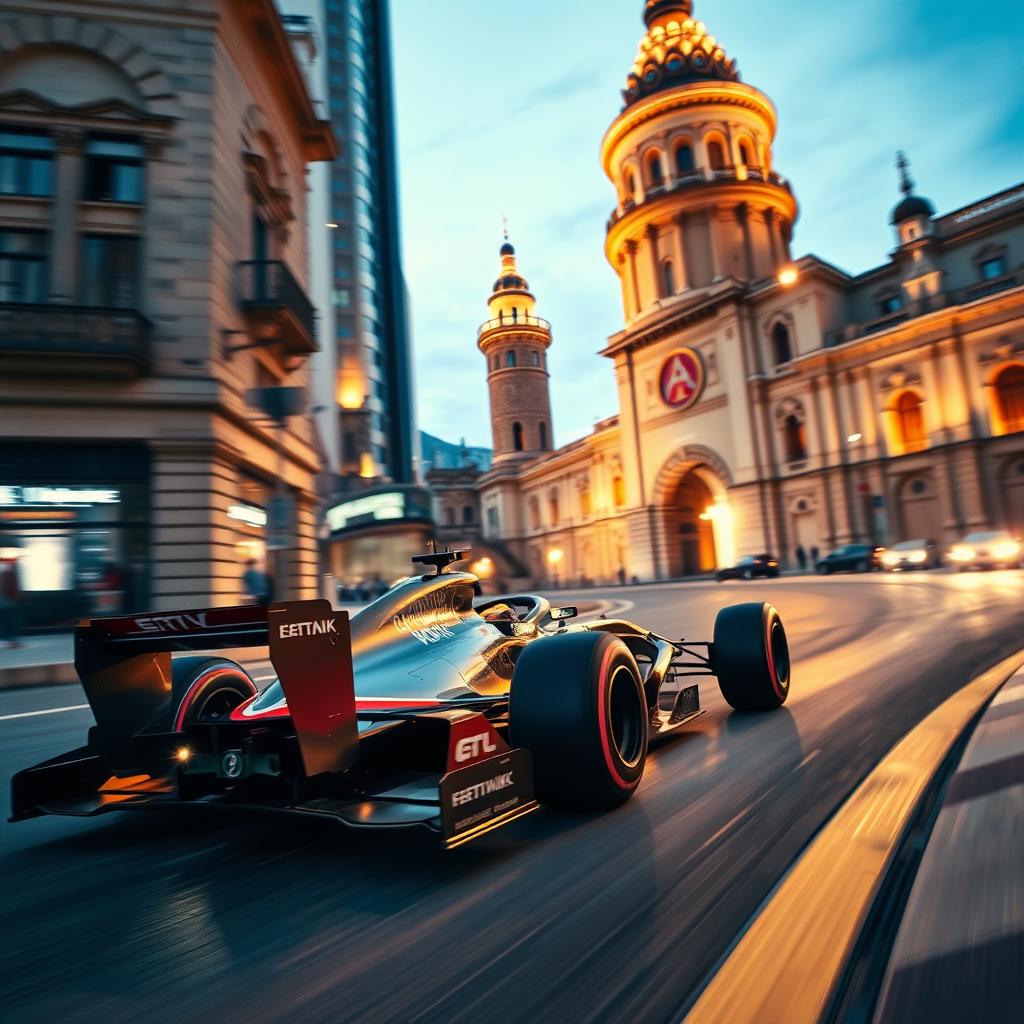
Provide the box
[550,606,577,621]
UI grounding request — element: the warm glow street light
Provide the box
[777,264,799,287]
[547,547,564,565]
[847,432,863,443]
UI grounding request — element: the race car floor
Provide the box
[2,570,1023,1024]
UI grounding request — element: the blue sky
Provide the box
[391,0,1024,449]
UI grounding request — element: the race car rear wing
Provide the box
[75,599,358,777]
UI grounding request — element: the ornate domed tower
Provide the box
[478,239,554,464]
[602,0,799,320]
[890,151,941,304]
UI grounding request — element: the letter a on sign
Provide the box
[659,348,704,410]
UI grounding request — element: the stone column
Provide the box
[764,208,781,269]
[626,240,642,313]
[646,224,662,297]
[673,211,690,291]
[49,127,85,303]
[737,202,755,281]
[617,252,634,319]
[707,207,724,281]
[809,377,837,544]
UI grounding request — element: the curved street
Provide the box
[2,571,1023,1023]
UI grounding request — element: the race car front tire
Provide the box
[712,602,790,711]
[172,656,257,730]
[509,631,648,808]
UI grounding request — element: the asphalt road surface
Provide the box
[2,572,1023,1024]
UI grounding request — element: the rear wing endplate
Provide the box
[75,599,357,777]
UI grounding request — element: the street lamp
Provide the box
[547,546,564,588]
[847,432,863,444]
[777,264,799,287]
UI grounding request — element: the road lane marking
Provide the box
[0,704,90,722]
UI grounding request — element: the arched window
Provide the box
[462,505,474,525]
[580,486,591,518]
[531,350,540,367]
[549,491,560,526]
[539,421,548,449]
[771,322,792,365]
[506,350,516,367]
[896,391,927,452]
[647,150,664,187]
[675,142,695,175]
[707,139,726,171]
[661,259,675,298]
[783,415,808,463]
[995,364,1024,433]
[445,507,455,526]
[512,421,524,451]
[624,169,635,202]
[738,140,753,166]
[612,475,626,508]
[529,497,540,531]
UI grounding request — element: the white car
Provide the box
[880,539,942,571]
[948,531,1022,571]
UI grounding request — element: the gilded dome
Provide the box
[624,1,739,109]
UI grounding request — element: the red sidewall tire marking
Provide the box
[174,667,255,731]
[595,642,636,792]
[763,607,786,701]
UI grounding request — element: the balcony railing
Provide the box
[237,260,317,354]
[607,166,793,229]
[826,272,1022,346]
[478,313,551,338]
[0,301,150,377]
[962,272,1019,304]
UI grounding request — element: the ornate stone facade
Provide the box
[437,0,1024,587]
[0,1,335,621]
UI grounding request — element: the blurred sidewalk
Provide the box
[874,662,1024,1021]
[0,633,77,686]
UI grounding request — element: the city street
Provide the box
[2,570,1023,1023]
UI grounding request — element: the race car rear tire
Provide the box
[172,657,257,730]
[712,602,790,711]
[509,631,648,808]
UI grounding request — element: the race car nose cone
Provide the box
[221,750,245,779]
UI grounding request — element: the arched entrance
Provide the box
[653,446,734,579]
[665,472,717,576]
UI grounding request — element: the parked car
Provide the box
[716,554,780,581]
[879,538,942,571]
[948,530,1022,571]
[816,544,883,574]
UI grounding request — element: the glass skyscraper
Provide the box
[323,0,415,483]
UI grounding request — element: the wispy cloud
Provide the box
[393,0,1024,445]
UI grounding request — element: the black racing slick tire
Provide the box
[712,602,791,711]
[509,631,648,808]
[171,657,257,731]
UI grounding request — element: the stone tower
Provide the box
[478,239,554,464]
[602,0,799,321]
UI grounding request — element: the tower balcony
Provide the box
[477,313,551,347]
[607,166,794,231]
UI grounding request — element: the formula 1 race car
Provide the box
[10,550,791,848]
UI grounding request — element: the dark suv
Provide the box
[716,554,780,581]
[816,544,882,574]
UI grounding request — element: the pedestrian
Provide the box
[810,545,820,567]
[0,555,24,649]
[616,566,627,586]
[795,544,807,571]
[242,559,271,605]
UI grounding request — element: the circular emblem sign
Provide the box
[659,348,704,410]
